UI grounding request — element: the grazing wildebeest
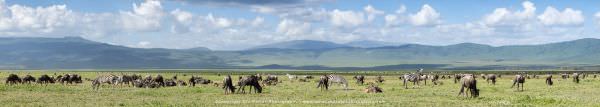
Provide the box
[153,75,165,87]
[37,74,54,85]
[262,74,279,86]
[92,75,118,90]
[223,75,236,94]
[6,74,21,85]
[481,74,487,79]
[327,75,348,90]
[164,79,177,87]
[116,74,134,86]
[402,73,420,89]
[364,83,383,93]
[486,74,497,85]
[317,75,329,91]
[237,75,262,93]
[177,80,187,86]
[431,74,440,85]
[22,75,36,84]
[66,74,82,84]
[572,73,580,83]
[458,74,479,98]
[511,74,526,91]
[376,75,385,83]
[546,74,553,86]
[353,75,365,85]
[454,74,463,84]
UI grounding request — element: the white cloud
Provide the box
[483,1,536,26]
[537,7,584,26]
[330,9,365,27]
[364,5,384,22]
[277,19,311,36]
[120,0,165,32]
[409,4,441,26]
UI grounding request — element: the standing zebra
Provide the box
[402,73,420,89]
[92,75,118,90]
[327,74,348,90]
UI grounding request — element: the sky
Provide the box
[1,0,600,50]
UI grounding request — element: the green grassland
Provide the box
[1,71,599,107]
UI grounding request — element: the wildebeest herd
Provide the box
[3,70,597,98]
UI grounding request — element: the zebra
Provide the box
[286,74,298,81]
[92,75,118,90]
[327,74,348,90]
[402,73,420,89]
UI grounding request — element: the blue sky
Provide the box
[1,0,599,50]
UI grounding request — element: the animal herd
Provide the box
[3,71,598,98]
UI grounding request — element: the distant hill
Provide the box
[1,37,600,70]
[249,40,351,50]
[345,40,403,48]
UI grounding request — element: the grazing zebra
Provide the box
[286,74,298,81]
[92,75,118,90]
[327,74,348,90]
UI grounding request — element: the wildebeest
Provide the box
[37,74,54,85]
[546,74,553,86]
[189,76,212,86]
[573,73,580,83]
[164,79,177,87]
[237,75,262,93]
[153,75,165,87]
[327,75,348,90]
[458,74,479,98]
[223,75,236,94]
[353,75,365,85]
[364,83,383,93]
[431,74,440,85]
[486,74,497,85]
[5,74,21,85]
[116,74,134,86]
[177,80,187,86]
[402,73,420,89]
[376,75,385,83]
[21,75,36,84]
[317,75,329,91]
[262,74,279,86]
[454,74,463,84]
[92,75,118,90]
[512,74,526,91]
[561,73,569,79]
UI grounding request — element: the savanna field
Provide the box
[1,70,600,107]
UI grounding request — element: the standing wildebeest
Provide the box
[327,75,349,90]
[402,73,420,89]
[486,74,497,85]
[431,74,440,85]
[65,74,82,84]
[154,75,165,87]
[237,75,262,93]
[376,75,385,83]
[116,74,134,86]
[37,74,54,85]
[22,75,36,84]
[572,73,580,83]
[353,75,365,85]
[6,74,21,85]
[223,75,236,94]
[546,74,553,86]
[454,74,463,84]
[512,74,526,91]
[92,75,118,90]
[317,75,329,91]
[458,74,479,98]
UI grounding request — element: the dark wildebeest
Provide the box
[364,83,383,93]
[37,74,54,85]
[6,74,21,85]
[153,75,165,87]
[116,74,134,86]
[402,73,420,89]
[572,73,580,83]
[177,80,187,86]
[546,74,553,86]
[67,74,82,84]
[353,75,365,85]
[189,76,212,86]
[22,75,36,84]
[92,75,118,90]
[164,79,177,87]
[431,74,440,85]
[223,75,236,94]
[376,75,385,83]
[511,74,526,91]
[262,74,279,86]
[454,74,463,84]
[237,75,262,94]
[458,74,479,98]
[486,74,497,85]
[317,75,329,91]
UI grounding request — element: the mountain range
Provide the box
[0,37,599,70]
